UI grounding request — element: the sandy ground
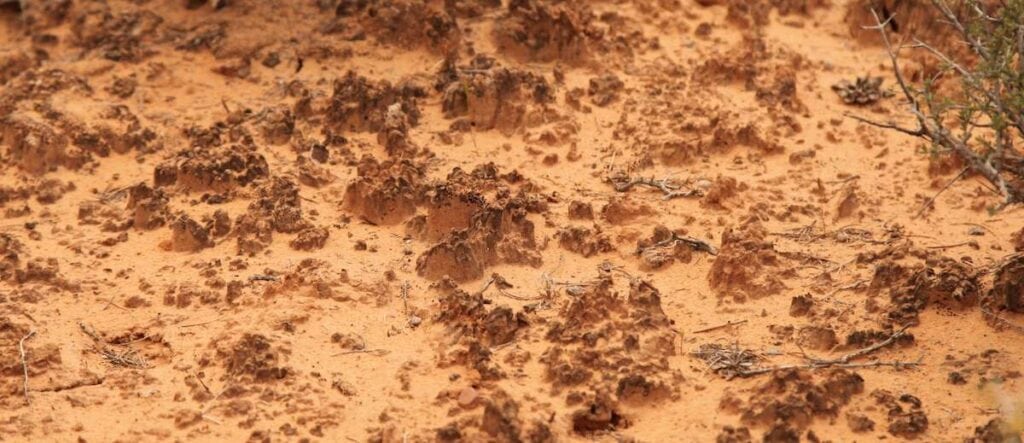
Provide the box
[1,0,1024,442]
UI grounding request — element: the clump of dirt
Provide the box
[884,257,981,326]
[4,1,1023,441]
[437,286,526,348]
[494,0,594,63]
[588,73,624,107]
[216,333,290,383]
[0,234,22,280]
[69,4,163,62]
[325,71,424,138]
[232,177,318,255]
[433,389,553,442]
[3,112,75,174]
[417,195,542,281]
[543,272,678,425]
[989,255,1024,313]
[165,214,212,252]
[693,32,806,113]
[438,54,556,135]
[557,225,613,258]
[127,183,171,230]
[1011,227,1024,252]
[329,0,461,53]
[966,418,1017,443]
[873,390,929,438]
[290,226,329,251]
[709,221,788,301]
[601,196,656,225]
[344,156,424,225]
[731,369,864,438]
[407,163,533,241]
[158,142,269,193]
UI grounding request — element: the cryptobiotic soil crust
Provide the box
[1,0,1023,442]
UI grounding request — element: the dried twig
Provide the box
[194,372,212,394]
[179,318,225,328]
[927,241,978,250]
[478,274,546,302]
[693,319,747,334]
[736,358,922,376]
[100,348,150,369]
[691,343,762,379]
[772,222,821,242]
[400,281,410,316]
[334,349,389,357]
[19,330,35,405]
[809,326,911,365]
[36,375,104,393]
[914,167,970,219]
[608,174,704,200]
[982,308,1024,335]
[248,274,278,282]
[78,322,150,369]
[693,327,918,378]
[638,233,718,257]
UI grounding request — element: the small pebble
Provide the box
[457,387,478,408]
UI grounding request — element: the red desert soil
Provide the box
[1,1,1023,442]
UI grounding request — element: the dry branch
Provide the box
[19,330,35,405]
[693,327,918,378]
